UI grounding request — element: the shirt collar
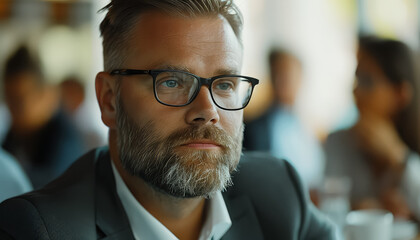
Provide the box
[111,161,232,240]
[199,190,232,240]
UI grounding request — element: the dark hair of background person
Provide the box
[3,45,44,85]
[358,35,419,154]
[98,0,243,72]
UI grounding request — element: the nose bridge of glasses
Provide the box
[198,77,213,87]
[192,78,218,106]
[188,76,211,99]
[191,77,213,99]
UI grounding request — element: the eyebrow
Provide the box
[216,69,240,75]
[153,64,240,76]
[153,64,190,72]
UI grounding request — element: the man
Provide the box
[59,76,106,150]
[0,1,334,239]
[2,46,85,189]
[243,49,325,189]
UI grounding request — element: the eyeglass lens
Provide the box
[154,71,252,109]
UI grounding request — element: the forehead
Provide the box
[124,11,243,74]
[5,72,40,86]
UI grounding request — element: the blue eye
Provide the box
[215,81,234,91]
[217,83,230,90]
[161,80,179,88]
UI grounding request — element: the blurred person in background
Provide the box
[60,76,105,150]
[0,147,32,203]
[1,45,85,189]
[325,36,420,220]
[59,76,85,116]
[243,49,325,191]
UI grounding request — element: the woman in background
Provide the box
[325,36,420,220]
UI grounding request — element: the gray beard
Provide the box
[116,98,243,198]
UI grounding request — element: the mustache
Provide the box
[116,94,241,153]
[164,125,236,150]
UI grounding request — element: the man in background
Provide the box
[244,49,325,189]
[2,46,84,188]
[60,76,106,150]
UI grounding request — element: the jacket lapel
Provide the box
[94,148,135,240]
[222,195,264,240]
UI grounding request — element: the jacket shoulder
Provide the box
[0,197,50,239]
[0,148,106,239]
[233,151,301,190]
[224,151,336,239]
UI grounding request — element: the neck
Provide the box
[109,130,206,240]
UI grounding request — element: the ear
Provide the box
[95,72,117,128]
[397,81,413,109]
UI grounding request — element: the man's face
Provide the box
[114,12,244,198]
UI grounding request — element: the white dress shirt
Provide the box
[111,162,232,240]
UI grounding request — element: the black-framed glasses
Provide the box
[110,69,259,111]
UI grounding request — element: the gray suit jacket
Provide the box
[0,147,335,240]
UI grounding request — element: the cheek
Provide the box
[219,111,243,136]
[123,92,186,136]
[355,88,397,115]
[371,87,396,106]
[122,81,157,120]
[356,93,380,109]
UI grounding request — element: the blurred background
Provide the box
[1,0,418,143]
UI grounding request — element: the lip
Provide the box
[180,140,222,149]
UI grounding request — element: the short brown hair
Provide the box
[99,0,243,71]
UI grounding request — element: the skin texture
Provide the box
[95,11,243,240]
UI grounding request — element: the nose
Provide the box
[353,79,361,97]
[185,86,220,126]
